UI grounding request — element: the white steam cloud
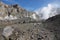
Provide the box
[35,3,60,20]
[40,4,53,19]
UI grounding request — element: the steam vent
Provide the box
[0,2,60,40]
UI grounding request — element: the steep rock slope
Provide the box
[0,2,39,20]
[44,14,60,40]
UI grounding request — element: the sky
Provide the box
[1,0,60,11]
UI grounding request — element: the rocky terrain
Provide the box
[0,19,55,40]
[0,2,60,40]
[0,2,40,20]
[43,15,60,40]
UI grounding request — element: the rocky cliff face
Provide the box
[0,2,39,20]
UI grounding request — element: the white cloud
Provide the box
[40,4,53,19]
[35,3,60,20]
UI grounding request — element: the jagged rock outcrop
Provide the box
[0,2,39,20]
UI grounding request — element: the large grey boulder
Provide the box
[2,26,14,38]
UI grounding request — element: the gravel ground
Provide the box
[0,23,55,40]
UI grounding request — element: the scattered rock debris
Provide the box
[0,23,55,40]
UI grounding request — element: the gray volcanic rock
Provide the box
[43,14,60,40]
